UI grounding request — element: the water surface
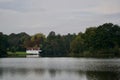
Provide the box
[0,58,120,80]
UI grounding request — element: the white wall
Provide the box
[26,50,41,54]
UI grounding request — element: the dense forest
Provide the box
[0,23,120,58]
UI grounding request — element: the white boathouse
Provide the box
[26,47,42,58]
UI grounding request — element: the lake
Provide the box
[0,58,120,80]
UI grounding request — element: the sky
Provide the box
[0,0,120,35]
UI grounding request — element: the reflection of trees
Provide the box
[48,69,62,78]
[49,69,56,77]
[1,67,120,80]
[34,69,45,76]
[0,67,47,76]
[0,68,3,78]
[0,67,29,76]
[86,71,120,80]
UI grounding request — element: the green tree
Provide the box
[70,33,84,57]
[41,31,71,57]
[30,33,46,48]
[0,32,8,57]
[8,32,30,52]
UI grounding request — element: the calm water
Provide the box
[0,58,120,80]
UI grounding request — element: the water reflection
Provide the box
[86,71,120,80]
[0,67,120,80]
[49,69,57,77]
[0,58,120,80]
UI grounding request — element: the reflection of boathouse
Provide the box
[26,47,42,58]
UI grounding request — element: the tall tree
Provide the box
[30,33,46,48]
[70,33,84,56]
[0,32,8,57]
[8,32,30,52]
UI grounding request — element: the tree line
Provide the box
[0,23,120,57]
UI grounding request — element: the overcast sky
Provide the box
[0,0,120,35]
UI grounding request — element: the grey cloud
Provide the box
[0,0,120,35]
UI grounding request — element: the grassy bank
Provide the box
[69,49,120,58]
[8,51,26,57]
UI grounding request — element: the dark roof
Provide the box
[26,47,40,50]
